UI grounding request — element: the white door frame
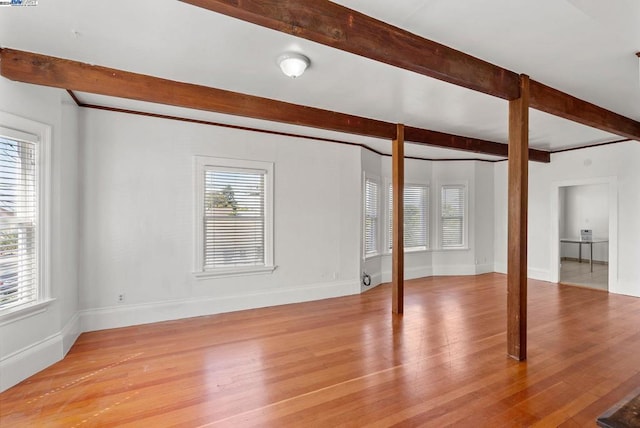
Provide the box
[549,177,617,291]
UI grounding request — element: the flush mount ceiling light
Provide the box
[277,52,310,78]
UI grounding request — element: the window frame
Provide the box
[386,181,430,253]
[362,174,381,259]
[193,156,275,279]
[0,111,52,323]
[439,183,468,249]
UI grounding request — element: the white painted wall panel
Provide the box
[78,109,361,317]
[0,79,80,391]
[494,142,640,296]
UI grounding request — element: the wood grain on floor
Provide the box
[1,273,639,427]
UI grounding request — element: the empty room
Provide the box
[1,0,640,426]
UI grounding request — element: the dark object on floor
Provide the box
[597,389,640,428]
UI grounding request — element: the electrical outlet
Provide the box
[118,293,125,303]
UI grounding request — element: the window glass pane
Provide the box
[0,136,38,309]
[441,185,465,248]
[364,179,378,255]
[204,169,265,268]
[388,184,429,251]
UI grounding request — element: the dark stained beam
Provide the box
[392,124,404,315]
[0,48,551,162]
[530,80,640,141]
[0,48,391,139]
[181,0,640,141]
[405,127,549,163]
[179,0,520,100]
[507,75,530,361]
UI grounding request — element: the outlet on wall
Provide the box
[118,293,125,303]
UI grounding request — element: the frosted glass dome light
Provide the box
[277,52,310,78]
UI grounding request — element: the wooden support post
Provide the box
[392,124,405,314]
[507,75,530,361]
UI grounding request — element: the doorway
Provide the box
[558,184,608,290]
[550,177,617,293]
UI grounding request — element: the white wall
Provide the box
[473,161,495,272]
[78,109,362,330]
[560,183,609,262]
[0,79,80,392]
[494,142,640,297]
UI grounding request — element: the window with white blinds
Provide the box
[363,178,379,257]
[388,184,429,251]
[195,157,274,277]
[440,185,466,248]
[204,168,265,268]
[0,134,38,310]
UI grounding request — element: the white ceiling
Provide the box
[1,0,638,159]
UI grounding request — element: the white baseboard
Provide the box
[379,264,495,283]
[80,279,359,332]
[474,264,494,275]
[61,312,81,355]
[381,265,434,283]
[0,333,63,393]
[493,262,550,282]
[432,264,478,276]
[527,268,551,282]
[361,272,383,292]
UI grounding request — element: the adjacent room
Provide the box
[1,0,639,426]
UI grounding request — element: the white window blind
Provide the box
[364,178,379,256]
[204,168,266,268]
[0,135,38,310]
[388,184,429,251]
[440,185,465,248]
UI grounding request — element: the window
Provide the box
[387,184,429,252]
[440,185,466,248]
[195,157,274,277]
[363,178,379,257]
[0,118,50,313]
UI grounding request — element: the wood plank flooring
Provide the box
[2,273,640,427]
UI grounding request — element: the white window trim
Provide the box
[362,172,381,260]
[438,182,469,250]
[193,156,275,279]
[384,179,431,254]
[0,111,53,323]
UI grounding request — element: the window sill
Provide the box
[385,247,430,255]
[194,265,277,280]
[382,246,470,255]
[0,298,56,327]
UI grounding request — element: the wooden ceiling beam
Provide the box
[0,48,391,139]
[405,127,549,163]
[0,48,550,162]
[529,80,640,141]
[179,0,520,100]
[180,0,640,141]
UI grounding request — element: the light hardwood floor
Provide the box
[2,273,640,427]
